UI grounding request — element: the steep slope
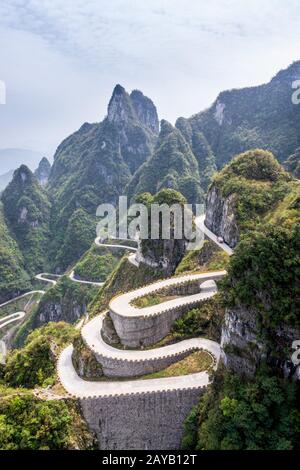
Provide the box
[126,120,204,204]
[184,61,300,168]
[176,117,216,191]
[182,158,300,451]
[205,149,293,247]
[1,165,51,275]
[34,157,51,187]
[48,85,158,270]
[0,202,31,303]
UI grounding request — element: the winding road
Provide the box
[0,239,139,361]
[2,215,230,397]
[57,217,231,398]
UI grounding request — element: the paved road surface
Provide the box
[110,273,226,318]
[0,311,25,330]
[58,344,219,398]
[196,214,234,255]
[82,313,220,363]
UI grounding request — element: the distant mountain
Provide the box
[48,84,159,269]
[0,148,43,174]
[126,120,204,203]
[1,165,51,275]
[180,60,300,168]
[34,157,51,187]
[0,169,14,191]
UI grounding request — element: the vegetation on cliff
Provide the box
[74,244,126,282]
[14,275,97,344]
[176,239,229,275]
[4,322,77,388]
[223,223,300,331]
[89,256,165,318]
[34,157,51,187]
[185,60,300,168]
[1,165,51,275]
[182,368,300,450]
[183,151,300,451]
[126,120,204,204]
[0,202,31,302]
[0,389,95,450]
[212,149,293,233]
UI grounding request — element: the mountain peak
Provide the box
[34,157,51,187]
[107,85,159,133]
[107,84,134,124]
[13,164,34,185]
[159,119,174,137]
[112,83,126,96]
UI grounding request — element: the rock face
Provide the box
[105,84,159,174]
[221,307,300,380]
[205,186,239,248]
[108,85,159,135]
[221,307,264,377]
[138,238,186,276]
[130,89,159,134]
[72,336,104,379]
[33,300,86,327]
[34,157,51,187]
[185,60,300,167]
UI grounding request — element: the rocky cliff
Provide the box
[205,186,239,248]
[221,306,300,381]
[135,189,187,275]
[220,215,300,379]
[184,60,300,168]
[205,149,292,248]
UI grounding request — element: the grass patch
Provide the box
[142,350,213,379]
[131,293,180,308]
[176,240,229,275]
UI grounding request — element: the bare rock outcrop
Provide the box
[205,185,239,248]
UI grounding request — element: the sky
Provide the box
[0,0,300,165]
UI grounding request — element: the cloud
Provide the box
[0,0,299,166]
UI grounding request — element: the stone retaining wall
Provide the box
[80,387,204,450]
[110,296,212,348]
